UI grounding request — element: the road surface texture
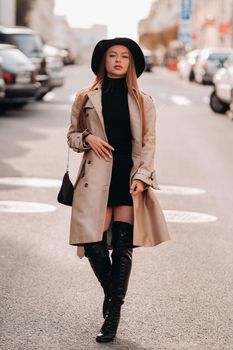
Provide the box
[1,65,233,350]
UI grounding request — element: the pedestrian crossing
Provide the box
[0,177,218,223]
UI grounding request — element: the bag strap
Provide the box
[66,146,70,172]
[66,93,89,173]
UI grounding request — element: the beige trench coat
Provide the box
[67,85,171,258]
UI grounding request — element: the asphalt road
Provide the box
[1,65,233,350]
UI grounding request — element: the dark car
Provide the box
[142,49,154,72]
[0,26,48,99]
[0,44,40,105]
[0,26,65,99]
[0,57,5,100]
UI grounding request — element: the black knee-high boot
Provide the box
[84,231,112,318]
[96,221,133,343]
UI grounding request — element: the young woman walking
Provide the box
[67,37,171,343]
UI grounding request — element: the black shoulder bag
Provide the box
[57,147,74,206]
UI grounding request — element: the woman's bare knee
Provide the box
[113,206,134,225]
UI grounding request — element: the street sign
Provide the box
[179,0,193,46]
[180,0,192,20]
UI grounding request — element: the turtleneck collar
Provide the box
[102,75,127,93]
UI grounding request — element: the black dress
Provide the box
[102,76,133,207]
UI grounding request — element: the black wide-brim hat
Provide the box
[91,37,145,77]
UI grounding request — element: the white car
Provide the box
[194,47,233,84]
[210,56,233,114]
[177,49,200,81]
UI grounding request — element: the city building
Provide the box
[138,0,233,51]
[72,25,107,64]
[0,0,16,26]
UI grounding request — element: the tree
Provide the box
[16,0,36,26]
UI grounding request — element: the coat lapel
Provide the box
[86,89,107,139]
[128,91,142,156]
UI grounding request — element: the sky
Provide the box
[54,0,154,41]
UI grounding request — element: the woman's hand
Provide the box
[130,180,145,196]
[85,134,114,160]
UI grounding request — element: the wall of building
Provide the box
[0,0,16,26]
[138,0,233,50]
[72,25,107,64]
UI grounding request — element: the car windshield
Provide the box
[208,53,231,62]
[1,34,43,57]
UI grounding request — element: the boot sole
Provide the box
[96,335,115,342]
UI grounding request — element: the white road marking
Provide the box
[0,177,61,188]
[27,103,70,111]
[69,93,76,102]
[171,95,192,106]
[164,210,217,223]
[203,96,210,104]
[158,185,206,195]
[0,201,56,213]
[42,91,56,102]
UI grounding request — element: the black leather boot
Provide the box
[84,231,112,318]
[96,221,133,343]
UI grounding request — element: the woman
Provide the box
[67,37,171,343]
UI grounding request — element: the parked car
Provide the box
[0,57,5,101]
[0,44,40,105]
[210,55,233,114]
[142,49,154,72]
[0,26,49,99]
[0,26,65,99]
[177,49,200,81]
[42,44,65,89]
[58,47,75,65]
[194,47,233,85]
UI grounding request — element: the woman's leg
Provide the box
[84,206,113,319]
[112,205,133,224]
[96,205,134,342]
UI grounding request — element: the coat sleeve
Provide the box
[67,90,93,153]
[132,94,160,190]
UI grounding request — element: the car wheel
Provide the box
[210,90,229,114]
[12,102,28,109]
[36,91,48,101]
[189,69,195,81]
[0,104,6,113]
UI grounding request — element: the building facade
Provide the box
[0,0,16,26]
[72,25,107,64]
[138,0,233,50]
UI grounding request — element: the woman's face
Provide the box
[105,45,130,78]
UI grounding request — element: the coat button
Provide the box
[87,160,91,164]
[84,183,88,187]
[81,173,85,177]
[86,112,89,117]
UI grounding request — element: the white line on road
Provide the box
[203,96,210,104]
[27,103,70,111]
[0,177,61,188]
[42,91,56,102]
[0,201,57,213]
[69,93,76,102]
[158,185,206,195]
[171,95,192,106]
[164,210,217,223]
